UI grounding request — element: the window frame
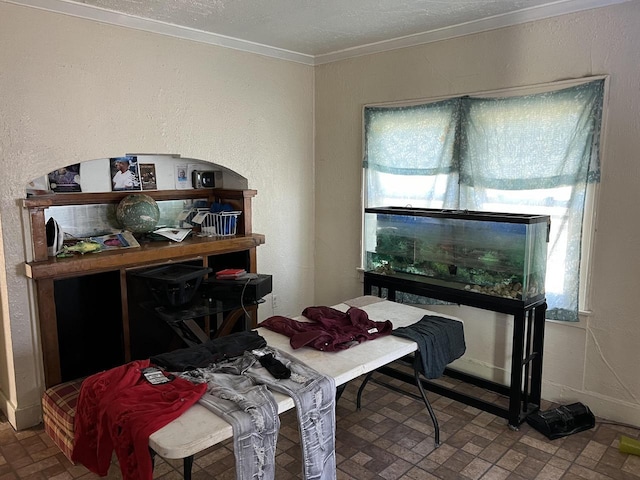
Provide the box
[361,75,608,318]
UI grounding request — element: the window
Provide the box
[363,78,605,321]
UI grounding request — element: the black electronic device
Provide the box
[134,264,212,307]
[192,170,216,189]
[526,402,595,440]
[205,274,273,303]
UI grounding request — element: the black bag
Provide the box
[526,402,595,440]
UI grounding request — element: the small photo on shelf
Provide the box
[110,155,141,191]
[175,164,192,190]
[48,164,81,193]
[90,231,141,250]
[140,163,157,191]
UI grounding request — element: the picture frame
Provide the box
[48,163,81,193]
[140,163,157,191]
[175,164,191,190]
[110,155,141,191]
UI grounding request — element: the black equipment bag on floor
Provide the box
[526,402,595,440]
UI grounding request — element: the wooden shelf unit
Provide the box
[23,189,265,388]
[24,188,257,263]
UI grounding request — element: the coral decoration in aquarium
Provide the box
[364,207,550,303]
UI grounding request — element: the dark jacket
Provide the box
[392,315,465,379]
[260,306,393,351]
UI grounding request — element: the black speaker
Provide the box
[204,274,273,303]
[526,402,595,440]
[192,170,216,188]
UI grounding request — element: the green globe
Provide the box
[116,194,160,233]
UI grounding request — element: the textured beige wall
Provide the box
[0,3,314,429]
[314,2,640,426]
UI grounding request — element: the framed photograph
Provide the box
[175,164,191,190]
[48,164,81,193]
[140,163,157,191]
[110,156,141,191]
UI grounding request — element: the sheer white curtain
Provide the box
[364,79,604,321]
[364,98,461,209]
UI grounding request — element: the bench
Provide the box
[41,377,84,463]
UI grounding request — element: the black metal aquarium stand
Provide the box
[364,270,547,429]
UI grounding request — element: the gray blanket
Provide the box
[391,315,466,379]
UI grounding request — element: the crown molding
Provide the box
[314,0,632,65]
[5,0,316,65]
[4,0,632,66]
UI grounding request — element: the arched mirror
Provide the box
[25,154,249,242]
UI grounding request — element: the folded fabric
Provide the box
[261,306,393,351]
[392,315,465,379]
[151,330,267,371]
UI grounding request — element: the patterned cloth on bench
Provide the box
[42,378,84,462]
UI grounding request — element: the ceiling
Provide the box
[8,0,629,64]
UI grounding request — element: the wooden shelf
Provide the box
[23,188,265,388]
[23,188,257,208]
[24,188,257,262]
[25,234,265,280]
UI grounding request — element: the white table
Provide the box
[148,296,461,478]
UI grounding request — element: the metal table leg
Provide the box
[356,358,440,447]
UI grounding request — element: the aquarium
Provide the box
[364,207,550,303]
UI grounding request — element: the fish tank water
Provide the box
[364,207,550,303]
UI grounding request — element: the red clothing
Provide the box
[72,359,206,480]
[261,306,393,351]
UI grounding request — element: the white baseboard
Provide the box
[448,358,640,428]
[0,390,43,431]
